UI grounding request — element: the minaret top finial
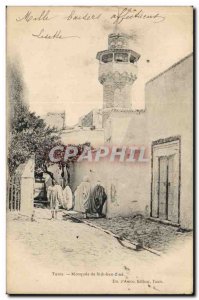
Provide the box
[108,32,129,49]
[113,7,120,34]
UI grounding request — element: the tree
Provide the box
[8,101,62,174]
[7,60,61,175]
[7,60,92,183]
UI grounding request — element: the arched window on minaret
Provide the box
[114,52,128,63]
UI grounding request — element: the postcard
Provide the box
[6,6,193,294]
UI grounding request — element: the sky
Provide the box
[7,6,193,125]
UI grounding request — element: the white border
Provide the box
[0,1,197,299]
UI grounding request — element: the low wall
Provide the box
[71,159,150,218]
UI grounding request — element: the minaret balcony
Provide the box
[97,49,139,84]
[98,60,138,85]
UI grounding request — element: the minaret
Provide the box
[96,33,140,110]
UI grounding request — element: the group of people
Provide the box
[47,180,73,219]
[47,176,107,220]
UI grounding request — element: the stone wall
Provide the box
[61,128,104,148]
[79,111,93,127]
[57,54,193,229]
[20,157,35,216]
[70,54,193,229]
[145,53,193,229]
[71,159,149,219]
[44,112,65,130]
[79,109,102,129]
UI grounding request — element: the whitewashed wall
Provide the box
[145,54,193,229]
[20,157,35,217]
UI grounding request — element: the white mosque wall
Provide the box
[71,159,150,219]
[48,54,193,229]
[145,54,193,229]
[61,128,104,148]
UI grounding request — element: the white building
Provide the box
[60,32,193,229]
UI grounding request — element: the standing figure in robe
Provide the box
[90,180,107,217]
[47,180,63,219]
[74,176,91,218]
[63,184,73,210]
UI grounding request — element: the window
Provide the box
[130,55,136,64]
[117,41,123,48]
[114,52,128,63]
[101,53,113,63]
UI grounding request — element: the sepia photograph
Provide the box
[6,6,193,295]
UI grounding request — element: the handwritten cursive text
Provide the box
[111,8,166,24]
[32,28,80,40]
[16,10,55,22]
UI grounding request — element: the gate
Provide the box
[8,175,21,211]
[7,157,35,216]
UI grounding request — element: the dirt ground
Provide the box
[72,214,192,253]
[7,209,193,294]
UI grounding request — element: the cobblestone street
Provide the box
[7,209,193,294]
